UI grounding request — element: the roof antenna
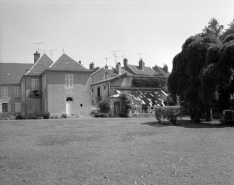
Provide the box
[137,52,143,60]
[110,50,121,65]
[49,49,56,59]
[102,57,112,67]
[33,42,45,52]
[63,48,65,53]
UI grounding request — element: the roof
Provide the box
[25,54,53,76]
[0,63,33,84]
[125,64,157,76]
[153,66,170,77]
[49,53,87,71]
[110,89,167,107]
[91,73,127,85]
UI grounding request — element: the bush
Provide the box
[9,115,16,120]
[93,111,110,117]
[155,106,183,124]
[61,112,67,118]
[119,92,132,118]
[43,112,50,119]
[27,114,38,119]
[98,99,110,113]
[15,114,24,120]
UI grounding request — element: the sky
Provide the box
[0,0,234,72]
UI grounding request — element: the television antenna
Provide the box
[102,57,112,66]
[110,50,121,65]
[33,42,45,52]
[49,49,56,59]
[137,52,143,60]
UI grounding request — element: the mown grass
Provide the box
[0,117,234,184]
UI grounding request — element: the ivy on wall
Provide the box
[131,77,167,88]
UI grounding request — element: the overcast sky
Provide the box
[0,0,234,71]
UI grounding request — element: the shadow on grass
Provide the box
[141,119,234,128]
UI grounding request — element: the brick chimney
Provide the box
[105,65,108,69]
[116,62,121,75]
[123,58,128,67]
[163,64,168,73]
[89,62,94,70]
[33,51,40,64]
[139,58,145,70]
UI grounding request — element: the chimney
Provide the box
[116,62,121,75]
[89,62,94,70]
[33,51,40,64]
[79,61,82,65]
[139,58,145,70]
[123,58,128,67]
[105,65,108,69]
[163,64,168,73]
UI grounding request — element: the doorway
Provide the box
[66,97,74,115]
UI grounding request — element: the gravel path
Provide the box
[0,117,234,185]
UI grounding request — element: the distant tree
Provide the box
[221,19,234,41]
[198,18,224,38]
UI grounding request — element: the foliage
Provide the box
[15,114,24,120]
[198,18,224,38]
[131,77,167,88]
[155,106,183,124]
[43,112,50,119]
[98,98,110,113]
[221,19,234,41]
[206,44,221,65]
[93,111,110,117]
[229,94,234,110]
[27,114,38,119]
[223,34,234,44]
[61,112,67,118]
[119,92,133,117]
[166,94,177,106]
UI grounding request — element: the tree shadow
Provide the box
[141,119,234,128]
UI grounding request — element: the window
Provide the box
[1,87,8,97]
[2,103,8,112]
[15,87,21,97]
[65,74,73,87]
[97,87,100,97]
[15,102,21,113]
[32,79,39,90]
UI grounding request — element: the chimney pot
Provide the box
[33,51,40,64]
[139,58,145,70]
[123,58,128,67]
[116,62,121,75]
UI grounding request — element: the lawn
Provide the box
[0,117,234,185]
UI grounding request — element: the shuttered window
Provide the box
[32,79,39,90]
[15,87,21,97]
[1,87,8,97]
[65,74,73,87]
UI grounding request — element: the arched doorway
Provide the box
[66,97,74,115]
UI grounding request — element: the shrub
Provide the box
[98,99,110,113]
[61,112,67,118]
[15,114,24,120]
[93,112,109,117]
[43,112,50,119]
[119,92,133,118]
[9,115,16,120]
[155,106,183,124]
[27,114,38,119]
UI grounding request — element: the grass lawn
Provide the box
[0,117,234,185]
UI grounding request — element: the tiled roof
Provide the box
[126,64,157,76]
[25,54,53,76]
[153,66,170,77]
[111,89,167,107]
[49,53,87,71]
[0,63,33,84]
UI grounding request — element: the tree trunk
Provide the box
[205,100,213,121]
